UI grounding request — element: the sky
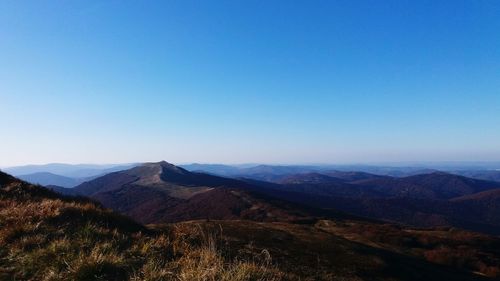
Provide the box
[1,0,500,166]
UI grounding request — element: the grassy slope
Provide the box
[156,220,498,281]
[0,173,282,281]
[1,172,499,280]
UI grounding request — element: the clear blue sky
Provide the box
[1,0,499,166]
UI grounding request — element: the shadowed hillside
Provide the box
[1,170,499,280]
[242,171,500,234]
[0,171,283,280]
[52,165,500,234]
[351,172,500,200]
[65,162,318,224]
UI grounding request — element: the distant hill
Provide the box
[276,172,344,184]
[237,164,320,176]
[180,163,447,182]
[13,162,500,273]
[17,172,88,188]
[4,163,138,178]
[322,170,387,182]
[252,171,500,202]
[449,188,500,227]
[450,170,500,183]
[46,184,77,195]
[179,163,242,176]
[181,163,323,181]
[266,181,387,199]
[353,172,500,200]
[241,171,500,234]
[315,196,500,235]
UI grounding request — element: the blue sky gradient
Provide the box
[1,1,499,166]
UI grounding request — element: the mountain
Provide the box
[179,163,242,176]
[4,163,138,178]
[237,164,320,176]
[79,162,490,229]
[46,184,77,195]
[255,171,500,202]
[322,170,387,182]
[313,196,500,235]
[17,172,87,188]
[354,167,439,177]
[276,172,344,184]
[230,165,324,182]
[399,172,500,198]
[243,171,500,234]
[181,164,324,181]
[181,164,451,183]
[450,170,500,183]
[71,161,317,224]
[169,163,500,181]
[354,172,500,200]
[269,181,387,199]
[2,170,499,280]
[250,186,500,235]
[449,188,500,227]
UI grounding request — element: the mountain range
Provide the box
[16,172,90,188]
[5,162,500,188]
[245,171,500,234]
[180,163,500,181]
[2,168,500,280]
[42,161,500,236]
[3,163,138,178]
[61,161,326,224]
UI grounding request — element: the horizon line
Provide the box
[3,160,500,169]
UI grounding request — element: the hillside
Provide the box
[70,161,316,224]
[449,189,500,227]
[355,172,500,200]
[0,170,285,280]
[2,171,499,280]
[250,171,500,202]
[451,170,500,183]
[67,162,500,235]
[241,172,500,234]
[75,165,500,234]
[264,187,500,235]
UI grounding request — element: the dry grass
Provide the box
[315,220,500,278]
[0,181,283,281]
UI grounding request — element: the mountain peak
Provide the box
[142,161,190,176]
[121,161,186,186]
[429,171,453,176]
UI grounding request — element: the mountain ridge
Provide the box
[2,170,500,279]
[70,161,319,224]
